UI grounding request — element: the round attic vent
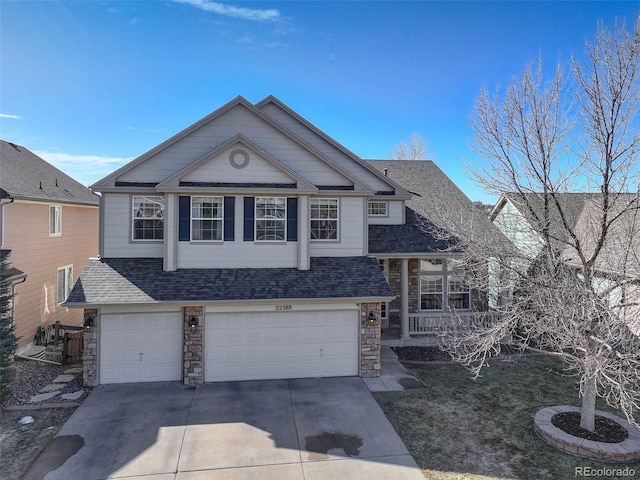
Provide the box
[229,149,249,169]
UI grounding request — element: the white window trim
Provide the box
[131,195,165,242]
[56,264,73,304]
[255,197,286,242]
[49,205,62,236]
[368,200,388,217]
[379,259,389,319]
[190,196,224,242]
[419,259,471,312]
[310,198,339,241]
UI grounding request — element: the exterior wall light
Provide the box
[83,316,94,329]
[189,316,199,330]
[368,311,376,324]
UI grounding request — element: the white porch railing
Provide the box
[408,312,499,335]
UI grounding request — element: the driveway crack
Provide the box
[175,385,197,474]
[287,379,305,478]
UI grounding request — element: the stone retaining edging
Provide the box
[534,405,640,463]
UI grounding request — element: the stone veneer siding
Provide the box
[83,309,98,387]
[360,302,381,377]
[183,306,204,385]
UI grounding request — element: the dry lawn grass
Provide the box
[0,407,75,480]
[374,355,640,480]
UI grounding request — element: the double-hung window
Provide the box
[419,259,470,311]
[132,196,164,240]
[255,197,286,241]
[57,265,73,304]
[49,205,62,236]
[191,196,223,241]
[368,201,388,216]
[310,198,338,240]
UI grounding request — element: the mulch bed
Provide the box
[391,346,452,362]
[552,411,629,443]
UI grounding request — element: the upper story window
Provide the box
[57,264,73,304]
[132,196,164,241]
[419,259,470,311]
[368,200,388,216]
[49,205,62,236]
[310,198,338,240]
[255,197,286,241]
[191,196,223,241]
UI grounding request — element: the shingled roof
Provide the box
[369,207,459,254]
[366,160,505,248]
[65,256,394,306]
[0,140,99,206]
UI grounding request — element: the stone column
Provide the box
[183,306,204,385]
[400,258,410,338]
[360,302,381,377]
[82,309,98,387]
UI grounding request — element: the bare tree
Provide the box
[431,17,640,433]
[390,132,429,160]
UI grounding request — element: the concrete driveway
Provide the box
[26,377,424,480]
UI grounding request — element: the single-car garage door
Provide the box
[205,309,358,382]
[100,313,182,384]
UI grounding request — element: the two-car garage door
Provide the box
[99,308,358,384]
[204,309,359,382]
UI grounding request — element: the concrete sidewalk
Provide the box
[363,345,425,392]
[23,377,425,480]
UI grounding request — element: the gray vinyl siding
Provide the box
[116,104,350,187]
[102,193,164,258]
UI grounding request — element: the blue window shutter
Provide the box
[179,196,190,241]
[243,197,255,241]
[287,197,298,241]
[224,196,235,241]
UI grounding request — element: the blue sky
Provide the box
[1,1,638,203]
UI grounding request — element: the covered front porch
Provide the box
[376,255,494,339]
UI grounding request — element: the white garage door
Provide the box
[205,309,358,382]
[100,313,182,384]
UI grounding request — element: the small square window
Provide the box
[368,201,388,216]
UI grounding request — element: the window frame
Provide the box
[190,196,224,242]
[310,198,339,241]
[419,258,471,312]
[56,264,73,304]
[132,195,165,241]
[368,200,388,217]
[378,258,389,319]
[49,205,62,236]
[255,197,286,242]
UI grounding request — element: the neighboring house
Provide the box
[65,95,491,386]
[490,192,640,332]
[366,160,501,336]
[0,140,100,353]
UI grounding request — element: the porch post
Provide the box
[400,258,410,339]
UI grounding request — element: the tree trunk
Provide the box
[581,341,597,432]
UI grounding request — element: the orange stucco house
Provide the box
[0,140,99,352]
